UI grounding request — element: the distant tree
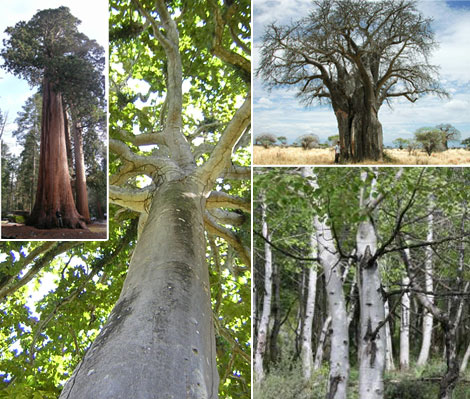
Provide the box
[277,136,287,147]
[328,135,339,146]
[258,0,446,161]
[461,137,470,149]
[393,138,410,150]
[1,7,104,228]
[296,134,320,150]
[414,127,446,155]
[256,133,277,148]
[436,123,461,149]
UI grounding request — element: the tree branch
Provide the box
[206,191,251,213]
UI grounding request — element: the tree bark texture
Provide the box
[400,274,410,370]
[254,198,272,385]
[384,299,395,371]
[314,315,331,370]
[59,179,219,399]
[72,117,90,222]
[28,77,84,229]
[269,262,282,364]
[417,206,434,366]
[301,233,318,381]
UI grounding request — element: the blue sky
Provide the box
[253,0,470,146]
[0,0,108,156]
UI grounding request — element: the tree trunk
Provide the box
[417,206,434,366]
[384,299,395,371]
[333,99,383,162]
[439,325,460,399]
[314,315,332,370]
[72,116,90,222]
[269,262,281,364]
[460,341,470,373]
[59,178,219,398]
[357,171,385,399]
[301,233,318,381]
[28,77,85,229]
[400,274,410,370]
[254,197,273,385]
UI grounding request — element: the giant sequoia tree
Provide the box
[1,7,104,228]
[258,0,446,161]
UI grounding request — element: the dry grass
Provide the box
[253,146,470,166]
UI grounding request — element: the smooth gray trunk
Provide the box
[400,273,410,370]
[384,300,395,371]
[300,233,318,381]
[59,179,219,399]
[254,197,272,385]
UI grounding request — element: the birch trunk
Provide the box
[460,342,470,373]
[303,167,349,399]
[384,300,395,371]
[417,206,434,366]
[59,178,219,398]
[314,315,332,370]
[300,233,318,381]
[254,197,273,385]
[400,273,410,370]
[357,170,386,399]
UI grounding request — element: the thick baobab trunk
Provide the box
[59,178,219,398]
[28,77,85,229]
[301,233,318,381]
[314,219,349,399]
[333,100,383,162]
[417,207,434,366]
[254,198,272,385]
[72,117,90,222]
[400,274,410,370]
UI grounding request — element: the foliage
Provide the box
[256,134,277,148]
[414,127,446,155]
[436,123,461,149]
[328,135,339,146]
[295,134,320,150]
[393,138,409,150]
[277,136,287,146]
[462,137,470,149]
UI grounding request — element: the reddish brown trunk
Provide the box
[96,198,104,220]
[73,117,90,223]
[28,77,85,229]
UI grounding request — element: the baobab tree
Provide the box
[1,7,104,228]
[258,0,446,161]
[58,0,251,398]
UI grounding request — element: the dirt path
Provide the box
[1,222,107,240]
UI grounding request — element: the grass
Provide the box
[253,146,470,165]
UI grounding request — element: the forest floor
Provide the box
[1,221,107,240]
[253,146,470,165]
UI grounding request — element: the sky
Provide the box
[0,0,108,155]
[253,0,470,146]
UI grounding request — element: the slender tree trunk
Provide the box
[28,77,85,229]
[72,115,90,222]
[269,262,281,364]
[314,315,332,370]
[357,171,386,399]
[384,299,395,371]
[59,178,219,398]
[460,341,470,373]
[301,233,318,381]
[417,205,434,366]
[400,274,410,370]
[254,197,273,385]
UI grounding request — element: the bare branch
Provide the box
[109,185,153,214]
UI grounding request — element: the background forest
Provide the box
[254,167,470,399]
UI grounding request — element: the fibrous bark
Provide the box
[28,77,85,229]
[72,116,90,222]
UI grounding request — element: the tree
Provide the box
[393,138,410,150]
[258,0,446,161]
[277,135,287,147]
[436,123,460,149]
[328,134,339,146]
[414,127,446,155]
[256,133,277,148]
[461,137,470,149]
[296,134,320,150]
[56,1,251,398]
[1,7,104,228]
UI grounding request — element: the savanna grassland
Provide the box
[253,146,470,165]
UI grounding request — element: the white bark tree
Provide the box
[60,2,250,398]
[254,196,273,385]
[300,233,318,381]
[400,272,410,370]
